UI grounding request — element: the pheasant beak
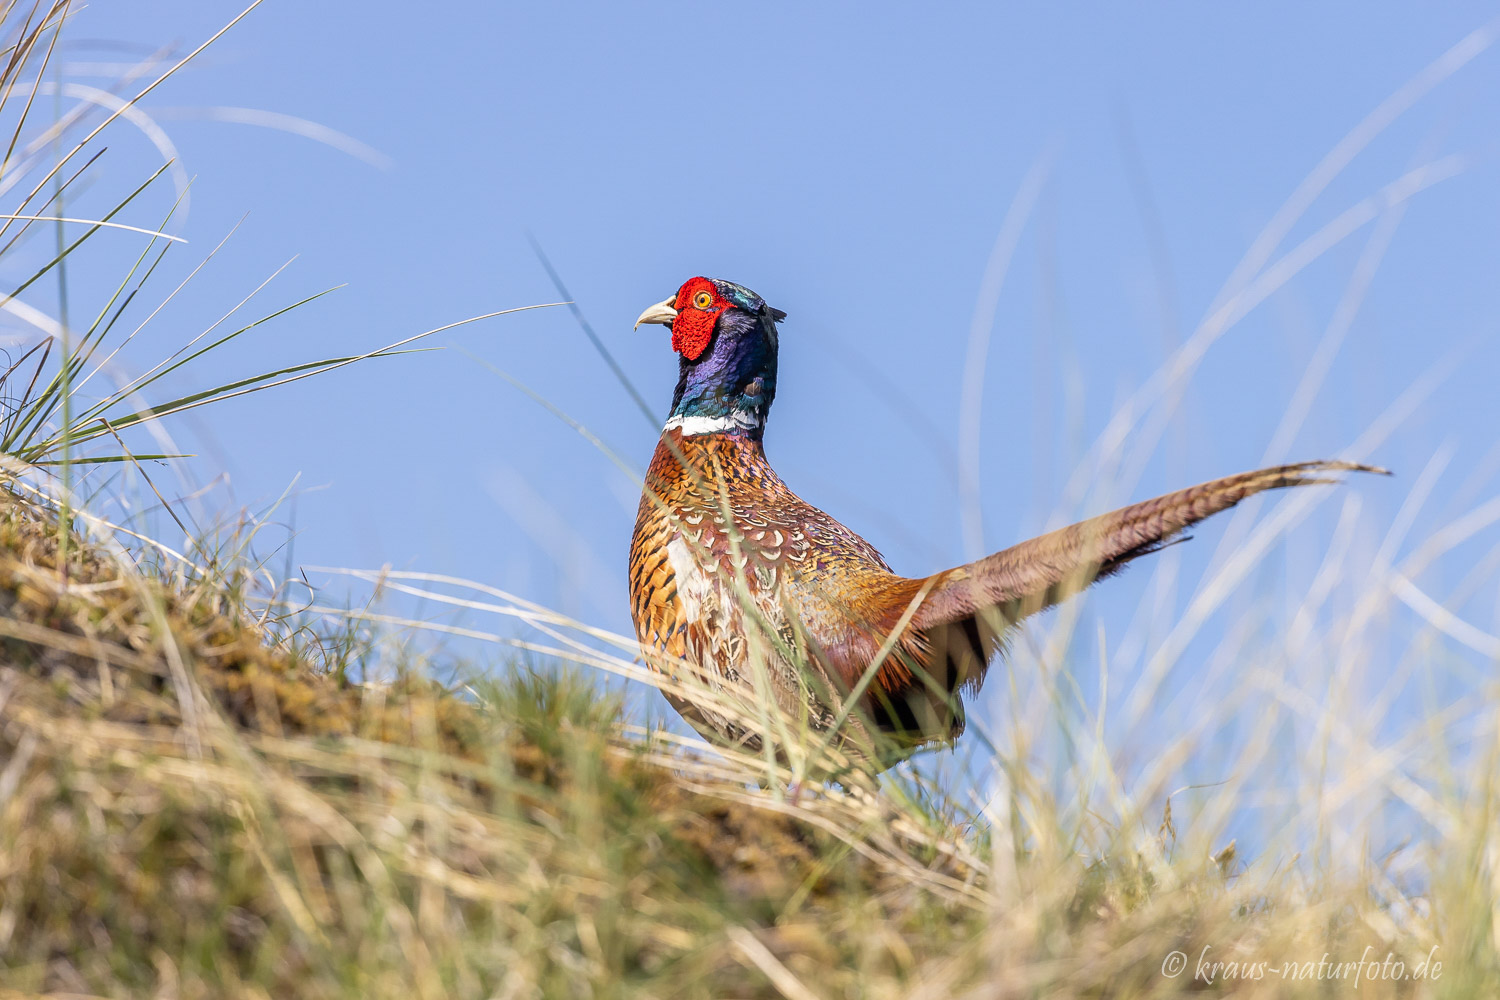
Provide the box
[633,297,677,330]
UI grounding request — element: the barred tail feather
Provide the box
[913,460,1386,634]
[874,462,1387,715]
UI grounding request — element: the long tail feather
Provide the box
[909,460,1386,640]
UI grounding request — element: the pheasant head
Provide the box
[635,276,787,437]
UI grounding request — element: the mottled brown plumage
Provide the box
[629,277,1384,770]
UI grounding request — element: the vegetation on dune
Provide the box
[0,478,1492,998]
[0,2,1495,998]
[0,487,985,997]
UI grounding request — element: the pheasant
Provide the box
[629,275,1380,771]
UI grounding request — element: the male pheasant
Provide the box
[629,275,1379,770]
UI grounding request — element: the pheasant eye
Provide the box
[692,290,714,310]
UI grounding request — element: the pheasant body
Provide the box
[629,427,935,758]
[628,276,1381,769]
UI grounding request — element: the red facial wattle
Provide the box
[670,308,718,361]
[670,277,729,362]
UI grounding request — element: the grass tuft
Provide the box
[0,486,991,997]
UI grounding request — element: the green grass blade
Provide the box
[48,349,433,452]
[32,453,189,466]
[51,302,561,453]
[67,282,343,431]
[0,0,263,244]
[0,157,171,312]
[0,160,175,451]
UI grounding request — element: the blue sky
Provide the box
[31,3,1500,839]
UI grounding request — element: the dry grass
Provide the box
[0,469,1493,998]
[0,486,986,997]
